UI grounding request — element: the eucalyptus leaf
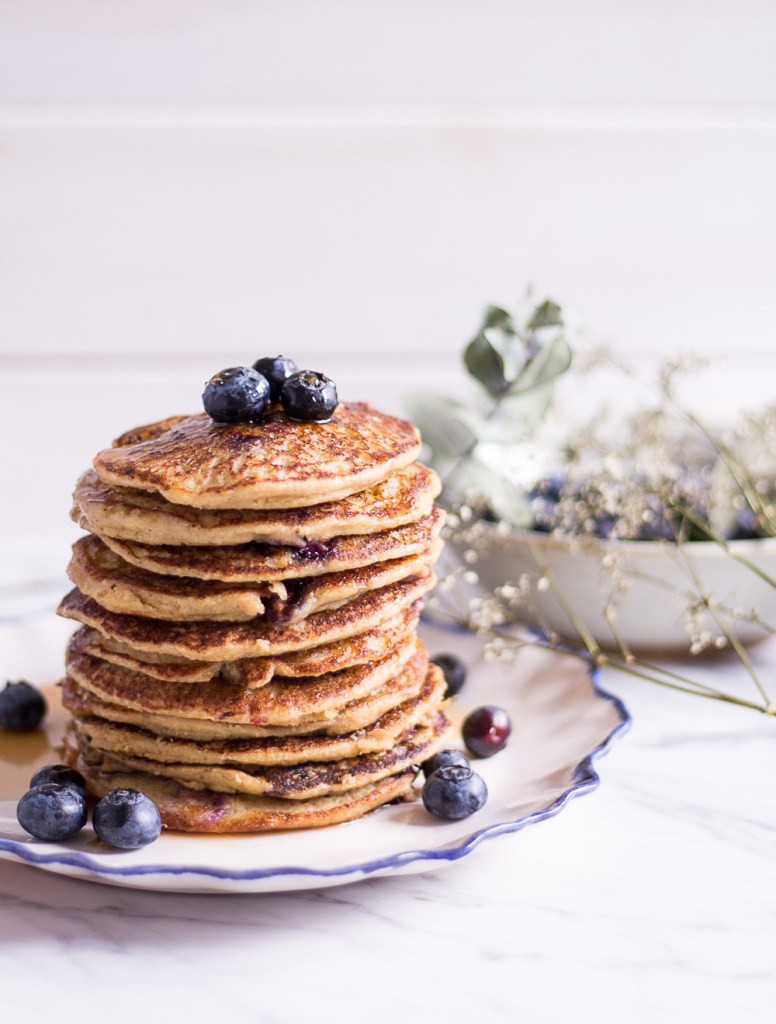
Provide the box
[477,382,555,442]
[509,334,572,395]
[527,299,563,330]
[481,305,516,333]
[406,393,481,459]
[464,332,508,397]
[450,458,532,527]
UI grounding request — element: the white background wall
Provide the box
[1,1,775,566]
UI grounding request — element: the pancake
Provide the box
[61,659,433,741]
[58,573,435,660]
[63,729,417,832]
[92,405,421,509]
[68,667,446,767]
[79,711,447,800]
[67,533,439,624]
[65,636,424,725]
[72,463,439,547]
[99,507,445,582]
[69,603,421,685]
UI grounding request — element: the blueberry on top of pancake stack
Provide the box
[59,359,449,832]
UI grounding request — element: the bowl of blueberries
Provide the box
[469,471,776,655]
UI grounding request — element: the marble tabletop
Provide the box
[1,583,774,1023]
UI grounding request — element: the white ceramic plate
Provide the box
[0,605,628,893]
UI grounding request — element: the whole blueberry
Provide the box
[93,788,162,849]
[202,366,271,424]
[280,371,338,422]
[431,653,467,697]
[422,765,488,820]
[30,764,87,800]
[17,784,87,842]
[462,705,512,758]
[0,681,46,731]
[421,749,470,779]
[252,355,299,403]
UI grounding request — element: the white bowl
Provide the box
[471,528,776,654]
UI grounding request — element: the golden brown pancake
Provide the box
[99,507,444,581]
[92,405,421,509]
[72,463,440,547]
[69,603,422,685]
[61,658,434,741]
[67,533,439,624]
[65,636,424,725]
[58,573,435,660]
[69,667,446,767]
[63,728,418,832]
[73,712,448,800]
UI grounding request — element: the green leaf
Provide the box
[464,332,508,397]
[405,393,480,460]
[526,299,563,330]
[508,334,572,395]
[450,458,532,527]
[478,382,555,442]
[481,305,516,333]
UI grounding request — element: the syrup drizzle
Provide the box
[0,684,67,801]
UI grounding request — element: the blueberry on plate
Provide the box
[431,653,467,697]
[93,788,162,850]
[422,765,488,820]
[462,705,512,758]
[30,764,87,800]
[252,355,299,403]
[0,680,46,731]
[421,749,470,779]
[202,366,271,424]
[280,371,338,422]
[17,784,88,842]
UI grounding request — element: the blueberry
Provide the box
[93,788,162,849]
[422,765,488,820]
[252,355,299,403]
[294,540,335,561]
[0,681,46,731]
[30,764,87,800]
[202,366,271,424]
[462,705,512,758]
[280,371,338,422]
[17,784,87,842]
[593,514,617,540]
[431,653,467,697]
[727,507,761,541]
[528,474,564,503]
[421,749,470,779]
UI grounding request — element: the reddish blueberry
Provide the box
[462,705,512,758]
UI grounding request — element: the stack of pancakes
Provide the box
[58,403,450,832]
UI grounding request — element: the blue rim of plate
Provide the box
[0,614,631,885]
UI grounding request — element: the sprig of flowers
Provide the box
[416,292,776,718]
